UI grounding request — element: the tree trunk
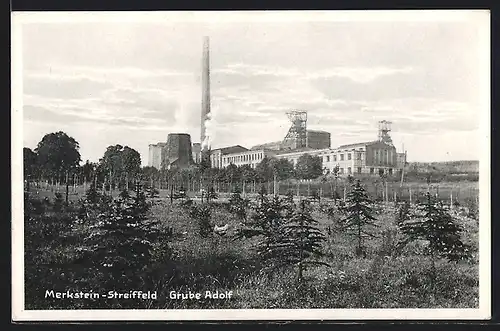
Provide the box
[385,181,388,203]
[170,184,174,204]
[357,222,362,256]
[65,171,69,204]
[334,178,338,204]
[273,173,277,196]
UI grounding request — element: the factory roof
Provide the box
[275,147,318,155]
[250,141,282,150]
[211,145,249,155]
[337,140,380,149]
[307,129,330,134]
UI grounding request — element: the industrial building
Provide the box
[251,130,330,151]
[147,134,195,170]
[147,36,408,176]
[210,119,407,177]
[148,142,167,169]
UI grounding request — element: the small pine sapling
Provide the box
[341,179,379,257]
[281,200,329,285]
[189,203,213,238]
[234,194,290,269]
[83,184,160,291]
[228,191,249,221]
[397,191,472,295]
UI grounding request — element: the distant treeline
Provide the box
[407,160,479,174]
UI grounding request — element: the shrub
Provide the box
[228,191,249,221]
[189,203,213,238]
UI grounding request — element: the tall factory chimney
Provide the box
[201,36,211,152]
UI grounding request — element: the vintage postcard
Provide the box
[12,10,491,321]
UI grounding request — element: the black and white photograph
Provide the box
[12,10,490,321]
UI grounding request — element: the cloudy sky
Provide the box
[18,11,489,165]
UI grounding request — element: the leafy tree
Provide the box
[240,164,256,194]
[142,166,159,180]
[341,179,378,257]
[82,160,97,184]
[295,154,323,180]
[240,164,256,182]
[270,158,295,181]
[255,156,274,183]
[100,145,142,190]
[100,145,124,189]
[225,163,241,190]
[281,200,329,284]
[122,146,142,183]
[24,147,38,190]
[35,131,81,183]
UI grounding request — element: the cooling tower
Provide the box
[163,133,194,169]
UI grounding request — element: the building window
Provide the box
[325,155,330,162]
[357,152,361,160]
[388,168,393,175]
[333,155,337,162]
[340,154,344,161]
[348,167,352,174]
[357,167,362,174]
[370,167,374,174]
[340,168,344,174]
[348,153,352,160]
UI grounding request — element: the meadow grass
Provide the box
[24,184,479,309]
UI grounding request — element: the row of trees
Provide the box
[24,132,142,191]
[23,131,327,194]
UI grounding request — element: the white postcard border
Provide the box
[11,10,491,321]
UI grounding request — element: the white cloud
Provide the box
[21,20,484,163]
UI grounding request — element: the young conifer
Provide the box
[280,200,329,284]
[228,190,249,221]
[398,191,471,262]
[83,184,159,291]
[234,194,289,269]
[397,191,472,295]
[341,179,378,257]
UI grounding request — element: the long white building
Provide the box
[210,140,406,176]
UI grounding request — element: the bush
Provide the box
[189,203,213,238]
[228,191,249,221]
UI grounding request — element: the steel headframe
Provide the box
[283,110,308,149]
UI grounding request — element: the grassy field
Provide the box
[24,178,480,310]
[29,178,479,205]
